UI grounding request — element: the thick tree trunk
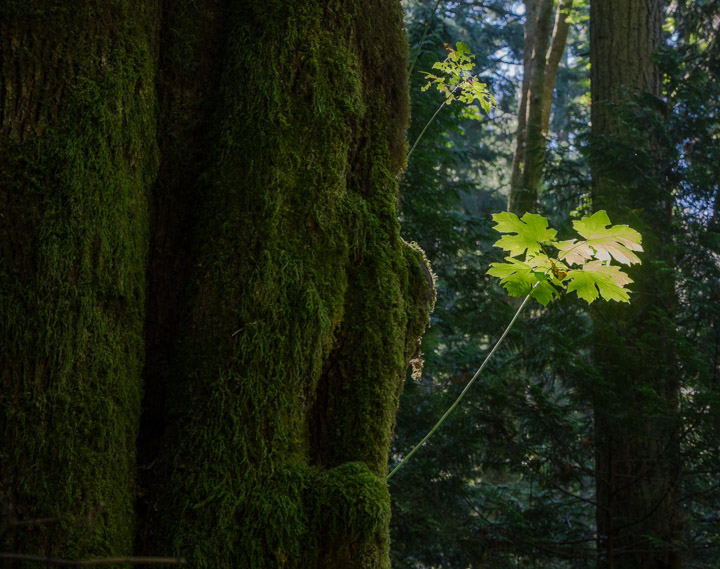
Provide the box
[590,1,681,568]
[0,1,158,560]
[1,2,432,568]
[509,0,572,215]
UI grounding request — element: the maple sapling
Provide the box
[388,210,642,480]
[487,210,642,305]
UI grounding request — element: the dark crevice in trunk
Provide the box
[135,0,228,553]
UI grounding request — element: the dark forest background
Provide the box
[391,1,720,568]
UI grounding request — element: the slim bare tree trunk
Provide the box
[509,0,573,215]
[542,1,573,134]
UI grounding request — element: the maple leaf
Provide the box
[565,261,634,303]
[531,280,561,306]
[491,212,558,257]
[557,210,643,266]
[487,257,536,296]
[487,257,559,306]
[488,210,641,306]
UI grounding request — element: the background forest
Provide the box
[391,1,720,568]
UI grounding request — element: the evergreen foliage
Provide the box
[392,0,720,567]
[660,0,720,562]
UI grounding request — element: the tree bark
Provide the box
[590,1,681,568]
[508,0,572,215]
[0,2,433,568]
[542,0,573,135]
[0,1,158,560]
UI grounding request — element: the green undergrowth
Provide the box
[0,1,157,561]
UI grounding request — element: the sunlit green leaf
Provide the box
[486,256,560,306]
[491,212,558,257]
[421,43,496,117]
[488,211,641,305]
[456,41,471,55]
[487,257,536,297]
[565,261,633,303]
[558,210,643,265]
[530,281,561,306]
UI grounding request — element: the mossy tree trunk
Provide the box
[590,1,682,568]
[1,2,433,568]
[0,1,158,560]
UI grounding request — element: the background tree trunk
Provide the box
[1,1,433,568]
[590,1,682,568]
[508,0,572,215]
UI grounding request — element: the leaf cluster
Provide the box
[487,211,642,305]
[422,42,497,116]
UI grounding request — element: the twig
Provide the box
[405,98,448,166]
[0,554,186,566]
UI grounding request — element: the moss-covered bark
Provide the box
[2,1,430,567]
[144,1,433,567]
[0,0,158,562]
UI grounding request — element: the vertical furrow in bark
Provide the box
[136,0,228,552]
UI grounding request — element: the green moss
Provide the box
[312,462,390,537]
[149,0,432,568]
[311,462,392,569]
[0,0,157,561]
[1,0,430,566]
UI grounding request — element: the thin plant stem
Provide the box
[405,98,448,167]
[408,0,444,78]
[405,74,474,170]
[387,289,536,481]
